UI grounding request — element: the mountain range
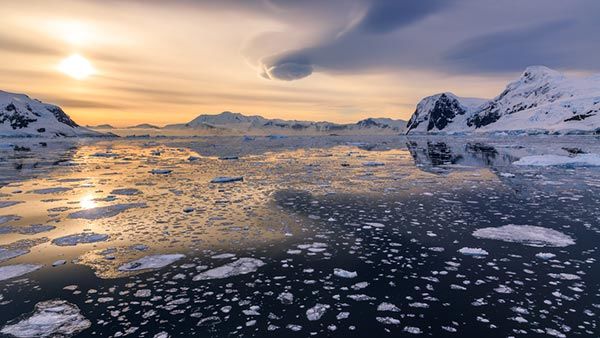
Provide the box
[1,66,598,137]
[406,66,600,135]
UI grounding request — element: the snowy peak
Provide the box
[406,93,485,133]
[408,66,600,134]
[0,90,101,137]
[164,112,406,135]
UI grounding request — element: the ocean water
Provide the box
[0,135,599,337]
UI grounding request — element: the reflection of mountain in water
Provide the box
[406,139,519,173]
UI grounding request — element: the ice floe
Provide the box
[333,268,357,278]
[306,303,329,321]
[52,233,109,246]
[192,257,265,281]
[458,247,489,256]
[118,254,185,272]
[210,176,243,183]
[472,225,575,247]
[0,264,42,281]
[0,300,90,337]
[67,203,146,219]
[513,154,600,167]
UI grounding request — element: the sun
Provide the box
[58,54,95,80]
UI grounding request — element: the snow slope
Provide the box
[164,111,406,135]
[406,66,600,134]
[0,90,102,137]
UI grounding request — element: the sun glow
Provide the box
[58,54,95,80]
[80,194,97,209]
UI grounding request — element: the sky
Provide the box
[1,0,599,127]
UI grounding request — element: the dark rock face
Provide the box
[426,94,466,131]
[47,106,79,128]
[406,94,466,132]
[1,103,38,129]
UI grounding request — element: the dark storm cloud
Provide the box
[253,0,600,80]
[357,0,448,33]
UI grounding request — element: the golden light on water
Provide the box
[58,54,95,80]
[80,194,97,209]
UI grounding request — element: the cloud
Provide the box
[253,0,600,81]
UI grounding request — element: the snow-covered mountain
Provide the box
[0,90,102,137]
[406,93,486,133]
[163,111,406,135]
[406,66,600,135]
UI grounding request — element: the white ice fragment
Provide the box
[192,257,265,281]
[0,264,42,281]
[458,247,488,256]
[52,233,109,246]
[118,254,185,272]
[377,302,400,312]
[306,303,330,321]
[513,154,600,167]
[333,268,357,278]
[0,300,90,337]
[473,225,575,247]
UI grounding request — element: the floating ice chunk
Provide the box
[0,300,90,337]
[277,292,294,305]
[110,188,141,195]
[192,257,265,281]
[513,154,600,167]
[337,312,350,320]
[0,201,22,208]
[52,260,67,267]
[30,187,72,194]
[68,203,146,220]
[535,252,556,260]
[376,317,400,325]
[494,285,514,294]
[362,161,385,167]
[118,254,185,272]
[306,303,330,321]
[403,326,423,334]
[211,253,236,259]
[52,233,109,246]
[347,294,375,301]
[333,268,357,278]
[134,289,151,297]
[210,176,243,183]
[377,302,401,312]
[499,172,515,178]
[0,248,29,263]
[548,273,580,280]
[0,215,21,225]
[364,222,385,228]
[150,169,172,174]
[0,264,43,281]
[153,331,170,338]
[473,225,575,247]
[458,247,488,256]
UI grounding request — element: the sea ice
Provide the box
[52,233,109,246]
[110,188,141,195]
[513,154,600,167]
[0,300,90,337]
[458,247,489,256]
[68,203,146,220]
[306,303,330,321]
[472,225,575,247]
[333,268,357,278]
[192,257,265,281]
[210,176,243,183]
[30,187,72,194]
[118,254,185,271]
[0,264,43,281]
